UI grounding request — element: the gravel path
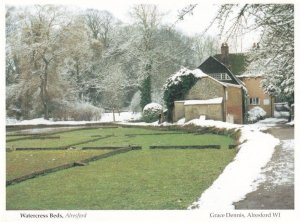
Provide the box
[234,124,294,209]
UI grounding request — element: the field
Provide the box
[6,125,237,210]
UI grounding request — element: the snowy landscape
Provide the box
[5,113,294,210]
[4,2,294,214]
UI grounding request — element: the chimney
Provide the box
[221,43,229,65]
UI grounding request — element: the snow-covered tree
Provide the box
[5,4,201,120]
[15,5,73,119]
[85,9,119,48]
[96,64,129,121]
[58,15,94,103]
[129,4,162,109]
[215,4,294,104]
[129,90,141,113]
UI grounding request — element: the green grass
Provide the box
[6,150,111,181]
[6,127,182,148]
[6,126,236,210]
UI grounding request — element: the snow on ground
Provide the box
[188,121,280,210]
[184,118,241,130]
[6,112,142,126]
[99,112,142,123]
[6,117,100,126]
[245,118,288,131]
[255,139,294,188]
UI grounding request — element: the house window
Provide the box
[210,73,231,80]
[249,97,260,105]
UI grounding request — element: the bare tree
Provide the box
[192,34,219,64]
[85,9,118,48]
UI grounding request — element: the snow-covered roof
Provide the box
[223,82,243,88]
[238,68,264,78]
[238,72,263,78]
[184,97,223,106]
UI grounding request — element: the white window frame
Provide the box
[210,73,231,80]
[249,97,260,105]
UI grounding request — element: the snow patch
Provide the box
[177,118,185,125]
[143,103,162,111]
[6,112,142,125]
[184,119,241,130]
[255,139,294,188]
[184,97,223,105]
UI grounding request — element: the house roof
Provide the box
[214,53,248,76]
[198,56,245,87]
[184,97,223,106]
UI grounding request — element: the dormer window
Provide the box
[210,73,231,80]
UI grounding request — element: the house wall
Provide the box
[226,86,244,124]
[240,77,274,117]
[172,77,245,123]
[186,77,225,100]
[184,104,223,122]
[174,101,185,122]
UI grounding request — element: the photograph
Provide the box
[1,0,297,221]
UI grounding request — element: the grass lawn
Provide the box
[6,126,236,210]
[6,150,111,181]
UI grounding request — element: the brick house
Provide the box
[173,67,245,124]
[172,43,274,124]
[238,74,274,117]
[173,74,245,124]
[198,43,274,119]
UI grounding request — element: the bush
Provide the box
[248,106,266,122]
[52,101,102,121]
[142,103,163,123]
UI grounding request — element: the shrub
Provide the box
[52,101,102,121]
[248,106,266,122]
[142,103,163,123]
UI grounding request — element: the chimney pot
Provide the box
[221,42,229,65]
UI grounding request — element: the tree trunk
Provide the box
[112,108,116,122]
[140,62,152,109]
[40,59,49,120]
